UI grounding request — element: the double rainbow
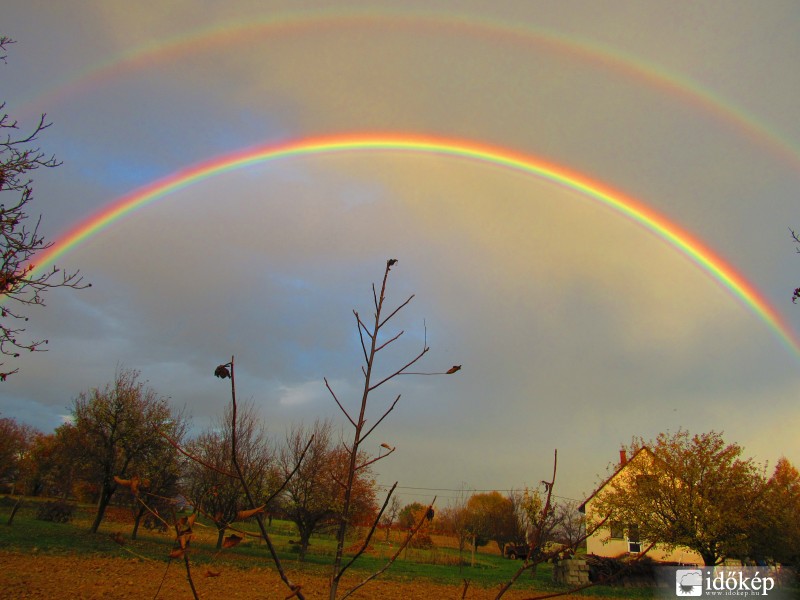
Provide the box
[31,133,800,358]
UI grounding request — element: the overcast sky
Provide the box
[2,1,799,507]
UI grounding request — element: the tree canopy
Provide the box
[278,420,377,561]
[67,368,184,533]
[590,430,766,566]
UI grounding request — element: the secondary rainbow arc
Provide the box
[30,133,800,359]
[20,9,800,172]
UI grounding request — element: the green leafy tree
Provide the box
[465,491,518,554]
[591,430,766,566]
[69,368,181,533]
[397,502,426,529]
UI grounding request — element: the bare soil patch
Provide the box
[0,550,591,599]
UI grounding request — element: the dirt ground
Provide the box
[0,550,594,600]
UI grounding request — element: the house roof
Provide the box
[578,447,656,514]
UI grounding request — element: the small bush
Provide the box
[36,501,75,523]
[408,532,434,549]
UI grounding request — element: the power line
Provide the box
[374,483,582,503]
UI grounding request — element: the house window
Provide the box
[627,524,641,553]
[610,522,624,539]
[627,524,640,543]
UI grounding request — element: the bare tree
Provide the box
[0,36,88,380]
[209,357,311,600]
[184,402,274,548]
[792,229,800,304]
[379,495,401,541]
[550,500,586,549]
[443,484,473,564]
[326,259,460,599]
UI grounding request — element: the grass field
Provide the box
[0,497,655,599]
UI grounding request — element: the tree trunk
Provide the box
[299,525,312,561]
[131,506,145,540]
[700,550,719,566]
[6,497,23,525]
[471,535,476,567]
[216,524,226,550]
[90,485,114,533]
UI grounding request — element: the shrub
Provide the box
[408,532,434,549]
[36,500,75,523]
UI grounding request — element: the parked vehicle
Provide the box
[504,543,530,560]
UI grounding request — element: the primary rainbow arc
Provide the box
[30,133,800,359]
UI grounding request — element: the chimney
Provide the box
[619,449,627,467]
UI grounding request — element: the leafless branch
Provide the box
[1,62,91,378]
[374,329,404,352]
[182,552,200,600]
[378,294,415,329]
[340,496,437,599]
[156,427,238,479]
[367,345,429,392]
[223,356,307,600]
[332,472,347,490]
[360,395,401,442]
[337,482,398,578]
[328,260,456,599]
[326,377,356,427]
[152,557,171,599]
[264,434,314,507]
[353,311,372,362]
[496,450,558,599]
[355,445,395,471]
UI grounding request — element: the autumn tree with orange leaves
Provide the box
[279,419,377,561]
[749,457,800,566]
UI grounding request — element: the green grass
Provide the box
[0,498,658,597]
